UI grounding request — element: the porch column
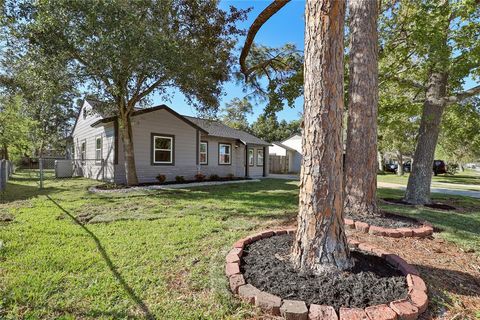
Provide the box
[263,146,267,177]
[245,144,249,178]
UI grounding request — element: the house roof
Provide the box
[281,133,302,143]
[90,104,208,134]
[183,116,270,146]
[272,141,296,152]
[87,103,269,145]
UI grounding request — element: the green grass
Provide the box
[1,172,479,319]
[378,169,480,191]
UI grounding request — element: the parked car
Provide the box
[403,161,411,173]
[433,160,447,176]
[384,163,398,173]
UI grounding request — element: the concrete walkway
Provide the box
[267,174,480,199]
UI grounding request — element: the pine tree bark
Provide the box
[292,0,352,274]
[120,112,139,186]
[404,72,447,204]
[343,0,379,217]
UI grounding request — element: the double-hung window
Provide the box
[80,140,86,162]
[152,134,174,165]
[95,137,102,163]
[248,148,254,166]
[200,142,208,165]
[218,143,231,165]
[257,149,264,166]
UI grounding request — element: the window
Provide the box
[248,148,254,166]
[80,140,86,162]
[218,143,231,165]
[95,137,102,162]
[200,142,208,165]
[152,134,174,165]
[257,149,264,166]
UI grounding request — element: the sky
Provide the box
[150,0,478,123]
[151,0,306,123]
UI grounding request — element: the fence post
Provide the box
[39,158,44,189]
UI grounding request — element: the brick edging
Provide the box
[344,218,434,238]
[226,229,428,320]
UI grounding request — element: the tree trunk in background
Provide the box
[396,151,404,176]
[343,0,379,217]
[404,72,447,204]
[292,0,352,274]
[3,144,9,160]
[120,113,139,186]
[458,163,464,172]
[377,151,384,172]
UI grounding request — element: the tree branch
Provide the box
[388,76,426,90]
[239,0,290,80]
[444,84,480,106]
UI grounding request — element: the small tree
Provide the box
[6,0,246,185]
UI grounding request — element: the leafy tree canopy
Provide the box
[250,113,301,143]
[219,98,253,132]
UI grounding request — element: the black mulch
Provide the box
[347,211,423,228]
[242,234,408,311]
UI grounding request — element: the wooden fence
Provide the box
[269,155,289,174]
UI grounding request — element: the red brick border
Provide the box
[227,229,428,320]
[345,218,434,238]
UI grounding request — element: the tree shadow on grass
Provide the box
[46,195,156,320]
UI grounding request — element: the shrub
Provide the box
[175,175,185,183]
[156,174,166,183]
[194,173,206,182]
[226,173,235,180]
[209,174,219,181]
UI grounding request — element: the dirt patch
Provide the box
[382,198,415,206]
[241,234,408,311]
[347,211,422,228]
[0,213,14,223]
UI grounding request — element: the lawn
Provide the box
[378,169,480,191]
[1,172,479,319]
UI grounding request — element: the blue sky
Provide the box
[151,0,478,123]
[151,0,306,123]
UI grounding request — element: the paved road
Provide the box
[267,174,480,199]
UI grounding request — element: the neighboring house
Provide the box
[70,99,270,184]
[269,134,302,174]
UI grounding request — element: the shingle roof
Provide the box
[183,116,270,146]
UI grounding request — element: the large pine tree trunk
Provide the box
[343,0,379,217]
[120,113,139,186]
[292,0,352,274]
[404,72,447,204]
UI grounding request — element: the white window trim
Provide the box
[200,141,208,165]
[95,136,102,162]
[248,148,254,166]
[218,143,232,165]
[257,149,264,166]
[153,135,173,164]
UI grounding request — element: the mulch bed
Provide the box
[241,234,408,311]
[347,230,480,319]
[95,177,250,190]
[382,198,459,212]
[347,211,422,228]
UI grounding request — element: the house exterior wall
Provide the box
[269,143,287,156]
[282,135,302,174]
[114,109,199,183]
[71,101,115,181]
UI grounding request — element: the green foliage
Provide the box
[239,43,303,115]
[0,94,35,161]
[4,0,247,113]
[378,84,421,156]
[250,113,301,143]
[436,99,480,164]
[220,98,253,132]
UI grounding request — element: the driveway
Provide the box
[267,174,480,199]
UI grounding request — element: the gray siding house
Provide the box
[71,100,270,184]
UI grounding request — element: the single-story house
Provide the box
[70,99,270,184]
[269,134,302,174]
